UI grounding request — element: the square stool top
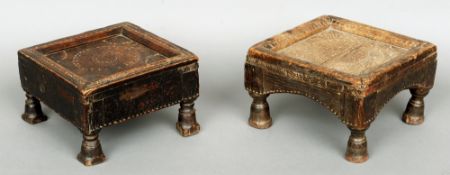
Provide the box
[248,15,436,91]
[19,22,197,94]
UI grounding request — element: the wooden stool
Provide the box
[18,22,200,166]
[245,15,437,163]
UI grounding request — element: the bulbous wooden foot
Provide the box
[22,93,48,124]
[77,130,106,166]
[248,92,272,129]
[402,88,429,125]
[345,128,368,163]
[176,99,200,137]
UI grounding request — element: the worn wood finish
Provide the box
[18,22,200,166]
[245,15,437,163]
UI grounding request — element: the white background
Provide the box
[1,0,449,174]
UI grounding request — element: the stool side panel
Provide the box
[342,55,437,128]
[18,55,86,129]
[245,62,347,122]
[365,52,437,91]
[372,56,436,120]
[245,57,351,93]
[267,70,345,115]
[87,63,199,131]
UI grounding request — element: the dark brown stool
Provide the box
[18,22,200,166]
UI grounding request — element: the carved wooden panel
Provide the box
[277,29,408,75]
[46,35,167,82]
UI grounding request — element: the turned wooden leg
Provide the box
[402,88,430,125]
[21,93,48,124]
[176,98,200,137]
[345,128,369,163]
[77,130,106,166]
[248,92,272,129]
